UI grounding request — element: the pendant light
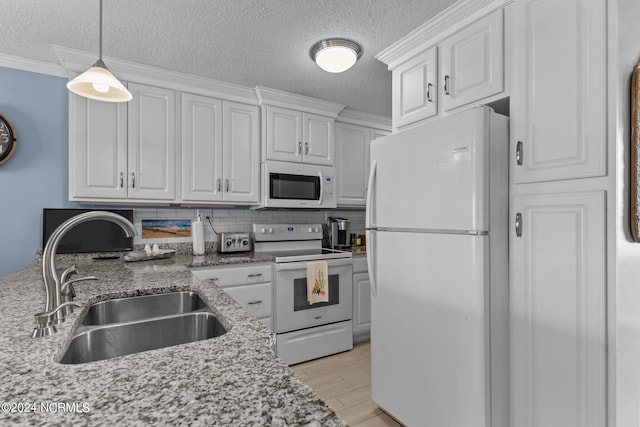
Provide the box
[66,0,132,102]
[309,38,363,73]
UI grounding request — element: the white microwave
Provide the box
[259,161,337,209]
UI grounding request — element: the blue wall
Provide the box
[0,67,73,277]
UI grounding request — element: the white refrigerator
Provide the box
[366,106,509,427]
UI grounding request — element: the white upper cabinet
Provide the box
[336,122,389,207]
[393,47,438,128]
[127,83,176,200]
[440,9,504,112]
[512,0,606,183]
[69,82,177,202]
[181,95,259,204]
[181,93,223,202]
[69,94,128,199]
[221,101,260,203]
[265,105,335,165]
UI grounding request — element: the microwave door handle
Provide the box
[318,171,324,206]
[366,160,377,228]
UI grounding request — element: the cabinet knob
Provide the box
[217,178,221,192]
[119,172,124,188]
[131,172,136,188]
[444,75,451,96]
[305,142,309,155]
[515,213,523,237]
[225,179,230,192]
[298,141,302,155]
[426,83,433,102]
[516,141,524,166]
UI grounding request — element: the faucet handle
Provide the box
[60,265,78,284]
[61,276,98,297]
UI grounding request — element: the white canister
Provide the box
[192,215,205,255]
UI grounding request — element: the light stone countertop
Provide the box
[0,253,347,426]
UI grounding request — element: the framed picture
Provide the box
[632,58,640,242]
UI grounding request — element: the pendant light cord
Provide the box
[98,0,103,61]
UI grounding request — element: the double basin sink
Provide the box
[60,291,227,364]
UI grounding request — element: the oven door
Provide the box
[275,258,352,333]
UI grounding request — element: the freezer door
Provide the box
[370,230,491,427]
[369,107,504,232]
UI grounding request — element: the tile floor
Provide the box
[291,342,402,426]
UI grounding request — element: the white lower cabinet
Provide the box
[190,263,273,331]
[511,191,606,427]
[352,257,370,342]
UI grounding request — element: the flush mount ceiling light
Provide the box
[66,0,132,102]
[309,38,363,73]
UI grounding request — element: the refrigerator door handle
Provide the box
[366,229,377,297]
[366,160,377,229]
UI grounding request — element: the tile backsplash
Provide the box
[132,208,365,246]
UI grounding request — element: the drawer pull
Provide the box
[248,273,263,279]
[247,300,263,305]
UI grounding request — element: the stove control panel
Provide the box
[253,224,322,242]
[217,232,251,253]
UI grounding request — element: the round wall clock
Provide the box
[0,114,16,165]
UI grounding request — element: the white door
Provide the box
[336,122,369,206]
[302,112,334,165]
[181,93,223,202]
[69,93,127,199]
[370,230,490,427]
[440,9,504,112]
[392,46,438,128]
[511,191,606,427]
[222,101,259,203]
[511,0,606,183]
[128,83,176,200]
[265,105,302,163]
[370,107,501,231]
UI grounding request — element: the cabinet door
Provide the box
[303,113,334,165]
[440,9,504,112]
[512,0,606,183]
[353,272,371,335]
[265,105,302,162]
[511,191,605,427]
[181,93,223,202]
[128,83,176,200]
[69,93,127,199]
[222,101,260,203]
[336,123,369,206]
[392,46,438,128]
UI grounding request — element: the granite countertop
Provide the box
[0,253,346,426]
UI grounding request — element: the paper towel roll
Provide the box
[192,217,205,255]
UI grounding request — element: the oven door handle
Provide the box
[275,258,353,271]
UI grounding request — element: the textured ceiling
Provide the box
[0,0,457,117]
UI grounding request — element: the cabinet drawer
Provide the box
[191,263,272,285]
[223,282,272,319]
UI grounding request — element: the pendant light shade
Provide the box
[310,38,363,73]
[67,0,132,102]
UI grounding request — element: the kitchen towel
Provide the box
[307,260,329,305]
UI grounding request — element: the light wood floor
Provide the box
[291,342,403,427]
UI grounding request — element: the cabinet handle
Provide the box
[305,142,309,155]
[131,172,136,188]
[298,141,302,155]
[248,273,263,279]
[426,83,433,102]
[516,141,524,166]
[247,300,263,305]
[119,172,124,188]
[444,75,451,95]
[225,179,230,192]
[217,178,222,192]
[515,213,523,237]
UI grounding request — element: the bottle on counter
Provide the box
[192,213,205,256]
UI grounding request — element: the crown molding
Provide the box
[53,45,258,105]
[0,53,67,78]
[337,108,392,130]
[376,0,512,70]
[255,86,345,117]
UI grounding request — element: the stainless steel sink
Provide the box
[60,312,226,364]
[80,291,206,325]
[59,291,226,364]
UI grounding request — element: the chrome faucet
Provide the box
[33,211,137,337]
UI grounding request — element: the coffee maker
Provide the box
[325,217,350,249]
